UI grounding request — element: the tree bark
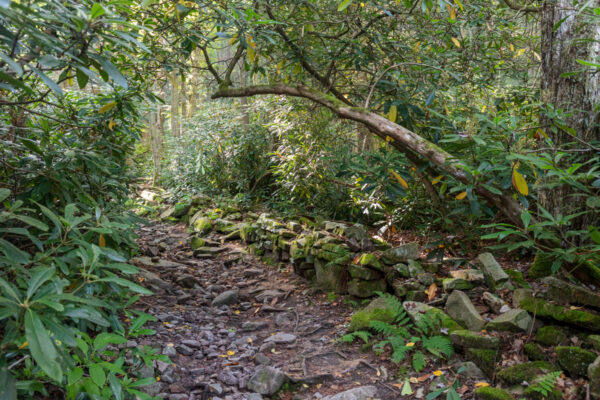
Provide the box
[212,84,524,227]
[169,71,180,137]
[539,0,600,239]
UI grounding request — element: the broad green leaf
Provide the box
[108,373,123,400]
[100,276,152,295]
[30,67,63,96]
[521,210,531,229]
[89,363,105,387]
[91,55,128,89]
[0,189,10,203]
[0,278,21,303]
[0,238,30,264]
[338,0,353,11]
[90,3,106,19]
[401,378,412,395]
[0,358,16,400]
[67,367,83,385]
[93,332,127,350]
[10,214,48,232]
[25,310,63,382]
[0,53,22,76]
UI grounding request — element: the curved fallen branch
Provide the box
[212,84,524,227]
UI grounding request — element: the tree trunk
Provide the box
[169,72,180,137]
[539,0,600,240]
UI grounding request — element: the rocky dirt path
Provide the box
[129,221,401,400]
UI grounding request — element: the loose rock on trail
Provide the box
[130,221,399,400]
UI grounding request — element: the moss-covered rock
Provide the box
[442,278,474,292]
[587,334,600,351]
[173,201,191,218]
[465,348,498,377]
[528,252,553,279]
[192,216,212,234]
[348,297,396,332]
[347,278,387,298]
[542,276,600,309]
[520,297,600,332]
[358,253,383,271]
[381,242,419,265]
[189,236,206,250]
[348,264,382,281]
[485,309,532,333]
[474,387,514,400]
[524,343,547,361]
[497,361,557,385]
[450,330,500,350]
[555,346,597,378]
[522,385,562,400]
[534,325,567,346]
[403,302,464,332]
[314,259,346,294]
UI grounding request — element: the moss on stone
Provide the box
[587,334,600,351]
[555,346,597,378]
[450,330,500,350]
[522,385,562,400]
[497,361,557,385]
[425,308,464,333]
[520,297,600,331]
[192,216,212,235]
[465,348,498,377]
[474,386,514,400]
[358,253,383,271]
[189,237,206,250]
[534,325,567,346]
[528,252,553,279]
[524,343,547,361]
[348,297,395,332]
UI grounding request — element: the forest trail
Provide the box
[130,220,402,400]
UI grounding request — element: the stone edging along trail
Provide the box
[128,194,600,400]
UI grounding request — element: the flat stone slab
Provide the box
[477,252,509,290]
[132,256,187,269]
[542,276,600,309]
[247,366,286,395]
[446,290,485,331]
[520,297,600,332]
[485,308,532,333]
[322,386,378,400]
[212,290,239,306]
[381,242,419,264]
[264,332,297,344]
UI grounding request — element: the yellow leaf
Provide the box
[234,310,240,315]
[385,135,394,143]
[18,341,28,349]
[455,0,464,10]
[475,382,489,388]
[509,43,514,52]
[433,370,443,377]
[99,234,106,247]
[425,282,437,301]
[432,175,443,184]
[451,37,461,48]
[390,170,408,189]
[515,48,526,58]
[227,350,235,356]
[98,102,117,113]
[108,119,116,131]
[406,342,415,347]
[481,105,487,112]
[455,191,467,200]
[512,168,529,196]
[247,47,255,63]
[388,105,397,122]
[533,51,541,61]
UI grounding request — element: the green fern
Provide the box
[412,351,426,372]
[340,330,372,344]
[422,335,453,358]
[369,320,410,338]
[529,371,561,396]
[415,311,442,336]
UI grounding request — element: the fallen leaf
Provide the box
[433,370,443,377]
[475,382,489,388]
[425,282,437,301]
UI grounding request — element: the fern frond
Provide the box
[340,330,372,344]
[369,320,406,337]
[412,351,427,372]
[422,335,453,358]
[530,371,562,396]
[391,345,409,363]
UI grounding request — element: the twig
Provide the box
[8,355,30,370]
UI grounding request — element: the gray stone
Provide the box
[450,330,500,350]
[457,361,486,380]
[381,242,419,264]
[242,321,268,331]
[322,386,378,400]
[417,272,435,286]
[137,365,161,397]
[482,292,509,314]
[446,290,485,331]
[175,273,198,288]
[218,370,239,386]
[162,344,177,357]
[259,341,276,353]
[542,276,600,309]
[343,224,368,242]
[137,268,172,291]
[247,366,286,395]
[589,356,600,399]
[160,206,175,219]
[449,269,485,283]
[264,332,296,344]
[177,344,194,356]
[254,353,271,365]
[243,394,264,400]
[477,253,509,291]
[442,278,474,292]
[181,339,201,348]
[486,308,532,333]
[209,383,223,395]
[212,290,239,306]
[169,395,188,400]
[314,259,345,293]
[512,288,533,307]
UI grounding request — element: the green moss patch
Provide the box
[496,361,557,385]
[450,330,500,350]
[520,297,600,332]
[348,297,395,332]
[523,385,562,400]
[524,343,547,361]
[465,348,498,378]
[534,325,567,346]
[474,386,514,400]
[555,346,597,378]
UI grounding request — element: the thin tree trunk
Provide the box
[539,0,600,240]
[169,72,180,137]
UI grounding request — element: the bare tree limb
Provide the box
[503,0,541,13]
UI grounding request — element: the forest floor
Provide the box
[127,193,598,400]
[130,220,407,400]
